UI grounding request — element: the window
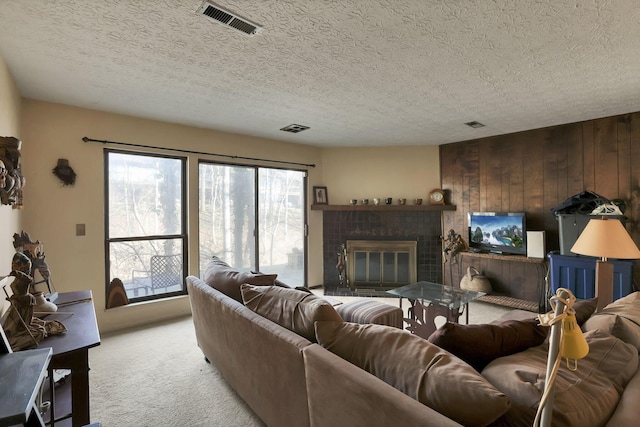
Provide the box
[199,162,306,286]
[105,150,187,303]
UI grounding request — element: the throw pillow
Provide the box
[203,256,277,303]
[572,297,598,325]
[315,321,510,427]
[241,284,342,342]
[482,329,638,427]
[536,297,597,327]
[582,292,640,351]
[427,318,549,371]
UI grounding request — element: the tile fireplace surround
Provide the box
[322,210,443,296]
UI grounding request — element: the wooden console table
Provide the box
[311,204,456,211]
[40,290,101,426]
[446,252,548,312]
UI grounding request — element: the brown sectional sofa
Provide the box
[187,275,462,426]
[187,258,640,427]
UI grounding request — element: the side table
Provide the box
[39,291,101,427]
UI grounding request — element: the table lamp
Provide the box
[570,216,640,311]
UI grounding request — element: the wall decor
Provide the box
[0,136,25,208]
[52,158,76,186]
[313,186,328,205]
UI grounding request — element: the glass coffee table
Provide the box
[386,281,486,338]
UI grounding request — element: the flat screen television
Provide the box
[468,212,526,255]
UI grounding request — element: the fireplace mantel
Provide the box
[311,204,456,211]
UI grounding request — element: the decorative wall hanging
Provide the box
[0,136,25,208]
[52,158,76,186]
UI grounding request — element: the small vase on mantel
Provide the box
[33,291,58,317]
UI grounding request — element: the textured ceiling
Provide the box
[1,0,639,147]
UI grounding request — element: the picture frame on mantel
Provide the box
[313,186,328,205]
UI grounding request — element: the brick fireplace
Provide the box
[321,210,443,295]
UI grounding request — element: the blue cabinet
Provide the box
[548,252,635,300]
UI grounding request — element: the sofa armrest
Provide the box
[186,276,312,427]
[303,344,463,427]
[606,365,640,427]
[336,299,403,329]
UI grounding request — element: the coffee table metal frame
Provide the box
[386,281,486,338]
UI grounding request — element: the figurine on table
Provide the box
[2,270,66,351]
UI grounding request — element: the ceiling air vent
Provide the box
[465,121,485,129]
[196,1,262,36]
[280,124,310,134]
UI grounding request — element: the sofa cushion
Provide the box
[582,292,640,351]
[203,256,277,303]
[572,297,599,325]
[482,329,638,427]
[427,318,549,371]
[315,321,510,427]
[241,284,342,342]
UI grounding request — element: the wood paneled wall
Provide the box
[440,111,640,291]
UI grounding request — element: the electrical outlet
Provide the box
[76,224,86,236]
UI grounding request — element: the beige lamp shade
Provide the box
[571,217,640,260]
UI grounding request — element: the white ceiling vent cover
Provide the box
[196,1,262,36]
[280,124,310,133]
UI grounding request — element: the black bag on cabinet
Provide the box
[551,191,611,216]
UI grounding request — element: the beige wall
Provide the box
[0,56,22,318]
[6,62,442,333]
[319,146,440,205]
[20,100,323,332]
[301,146,441,287]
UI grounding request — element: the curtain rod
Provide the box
[82,136,316,168]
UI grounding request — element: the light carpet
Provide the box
[89,300,514,426]
[90,315,265,427]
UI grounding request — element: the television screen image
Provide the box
[468,212,526,255]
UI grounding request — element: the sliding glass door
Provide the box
[199,162,306,286]
[257,168,306,285]
[198,163,255,271]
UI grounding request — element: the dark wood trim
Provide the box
[460,251,546,264]
[311,204,456,211]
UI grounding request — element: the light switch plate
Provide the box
[76,224,86,236]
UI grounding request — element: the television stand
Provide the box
[489,251,519,256]
[463,252,537,262]
[450,251,548,312]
